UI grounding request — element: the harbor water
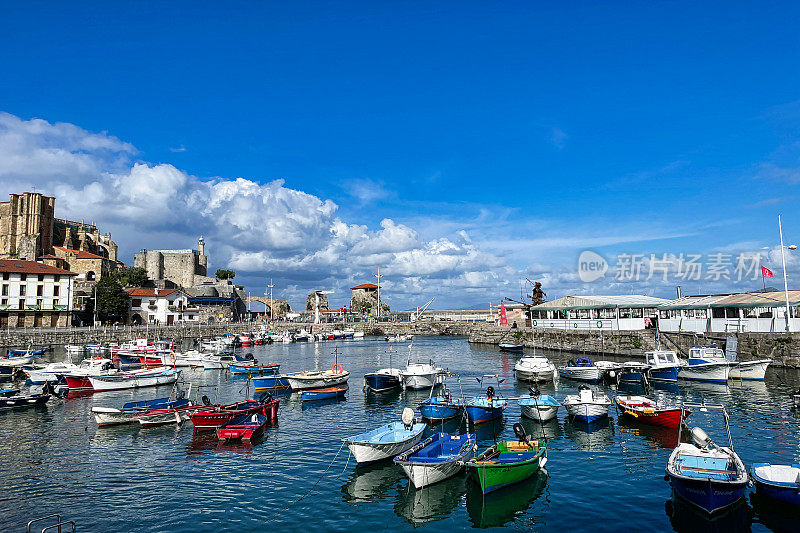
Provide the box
[2,336,800,532]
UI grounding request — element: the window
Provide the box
[36,299,43,308]
[1,285,6,296]
[132,299,141,308]
[21,274,27,281]
[1,299,6,306]
[18,299,24,310]
[37,274,44,281]
[53,275,60,282]
[37,285,43,297]
[53,286,59,297]
[19,285,26,296]
[2,273,7,280]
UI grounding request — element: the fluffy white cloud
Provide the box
[0,112,522,309]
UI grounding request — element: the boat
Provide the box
[665,402,748,514]
[498,343,524,352]
[614,394,689,429]
[563,385,611,422]
[729,358,773,380]
[217,412,270,441]
[616,362,651,385]
[199,353,239,370]
[189,396,279,430]
[394,432,477,489]
[364,346,402,392]
[294,329,312,342]
[465,423,547,494]
[23,360,81,384]
[252,369,291,391]
[0,388,19,396]
[678,345,736,384]
[93,396,184,426]
[594,360,624,381]
[135,387,197,427]
[514,355,555,382]
[645,351,682,382]
[343,408,427,464]
[0,382,52,409]
[419,374,464,421]
[400,359,444,390]
[557,358,603,383]
[61,358,117,390]
[465,376,507,425]
[0,353,36,365]
[88,366,180,392]
[65,345,84,354]
[160,350,207,368]
[385,334,413,342]
[751,463,800,506]
[228,362,280,375]
[299,386,347,401]
[518,386,560,422]
[8,348,45,357]
[286,348,350,390]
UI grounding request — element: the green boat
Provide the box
[465,423,548,494]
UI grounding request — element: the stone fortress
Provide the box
[134,237,215,288]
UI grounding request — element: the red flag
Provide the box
[761,266,774,278]
[499,301,508,326]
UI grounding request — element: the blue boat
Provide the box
[645,351,681,382]
[665,403,748,514]
[0,388,19,397]
[617,362,650,385]
[498,343,523,353]
[466,377,507,425]
[364,370,401,392]
[751,463,800,506]
[343,411,427,464]
[8,349,45,357]
[229,363,279,375]
[420,395,464,421]
[252,375,290,390]
[300,386,347,401]
[394,432,477,488]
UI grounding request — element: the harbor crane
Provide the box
[410,297,435,322]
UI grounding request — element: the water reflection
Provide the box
[473,417,506,443]
[665,494,751,533]
[466,469,548,528]
[563,417,614,451]
[518,417,562,442]
[750,492,800,533]
[342,462,404,503]
[616,416,680,450]
[394,473,466,524]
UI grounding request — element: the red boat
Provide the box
[189,398,279,430]
[64,375,93,390]
[138,354,164,366]
[217,412,269,441]
[615,395,689,428]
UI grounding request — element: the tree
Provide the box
[531,282,546,305]
[216,269,236,280]
[95,277,130,324]
[114,266,149,288]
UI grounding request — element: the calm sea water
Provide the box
[2,336,800,532]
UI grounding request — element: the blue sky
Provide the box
[1,2,799,309]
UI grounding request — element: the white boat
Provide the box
[0,355,35,366]
[557,358,603,383]
[88,366,181,392]
[594,360,624,379]
[352,331,365,339]
[161,350,207,367]
[679,346,736,384]
[65,345,84,354]
[563,386,611,422]
[518,389,560,421]
[294,330,312,342]
[394,432,477,489]
[645,351,682,382]
[729,359,772,380]
[24,360,81,384]
[200,354,238,370]
[386,334,413,342]
[514,355,556,382]
[285,369,350,390]
[400,360,444,390]
[343,409,427,464]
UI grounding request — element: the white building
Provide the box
[658,290,800,333]
[0,259,76,327]
[127,288,199,325]
[529,295,669,331]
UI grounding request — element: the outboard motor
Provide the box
[691,427,713,450]
[513,422,532,446]
[486,386,495,400]
[258,392,273,404]
[201,395,212,406]
[529,384,540,398]
[402,407,415,431]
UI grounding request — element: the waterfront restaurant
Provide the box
[529,295,669,330]
[657,290,800,333]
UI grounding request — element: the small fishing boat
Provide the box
[134,386,197,427]
[0,388,20,396]
[563,386,611,422]
[385,334,413,342]
[729,358,773,380]
[394,432,477,489]
[557,358,603,383]
[199,353,239,370]
[615,395,689,429]
[465,423,547,494]
[665,402,748,514]
[0,353,35,366]
[465,376,507,425]
[8,348,45,357]
[343,408,427,464]
[518,386,560,422]
[190,397,279,430]
[24,360,81,384]
[419,375,464,421]
[514,355,555,382]
[217,412,270,441]
[645,351,682,382]
[88,366,180,392]
[499,343,524,352]
[364,346,402,392]
[93,395,177,426]
[228,362,280,375]
[751,463,800,506]
[299,386,347,401]
[65,345,84,354]
[61,358,116,390]
[617,362,651,385]
[400,359,444,390]
[678,345,736,384]
[286,348,350,390]
[252,370,291,391]
[0,384,51,409]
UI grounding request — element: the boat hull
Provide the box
[564,402,609,422]
[394,433,477,489]
[300,387,347,401]
[669,475,748,514]
[344,424,426,464]
[63,375,94,390]
[420,401,462,421]
[285,371,350,391]
[467,447,546,494]
[466,405,505,425]
[89,369,179,392]
[729,360,771,380]
[93,408,138,426]
[752,464,800,506]
[137,405,196,427]
[401,373,438,390]
[649,366,680,382]
[678,362,731,384]
[364,373,401,392]
[190,401,274,429]
[515,368,555,382]
[252,375,291,390]
[0,394,49,409]
[520,403,559,422]
[558,366,601,383]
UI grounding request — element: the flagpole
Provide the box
[779,215,792,332]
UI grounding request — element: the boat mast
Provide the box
[779,215,793,332]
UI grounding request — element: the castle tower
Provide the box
[198,236,207,275]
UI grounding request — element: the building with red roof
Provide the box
[0,259,77,327]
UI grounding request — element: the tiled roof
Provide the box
[350,283,378,290]
[126,288,182,297]
[53,246,105,260]
[0,259,77,276]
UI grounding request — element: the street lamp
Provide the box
[778,215,797,332]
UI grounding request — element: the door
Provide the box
[167,315,174,325]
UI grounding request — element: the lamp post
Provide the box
[374,267,383,321]
[267,278,274,325]
[778,215,797,332]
